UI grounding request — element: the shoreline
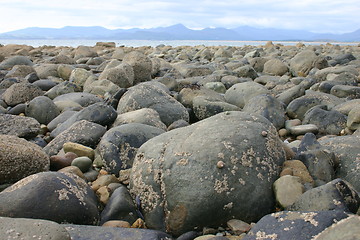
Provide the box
[1,39,359,48]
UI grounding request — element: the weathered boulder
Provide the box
[0,55,33,70]
[117,83,189,126]
[69,68,93,88]
[243,94,286,130]
[2,82,43,106]
[99,62,134,88]
[5,65,35,78]
[74,45,98,59]
[224,81,269,108]
[0,172,99,225]
[319,134,360,192]
[263,58,289,76]
[289,50,328,76]
[122,51,152,84]
[34,64,59,78]
[97,123,165,175]
[192,95,240,120]
[243,211,349,240]
[0,217,71,240]
[313,215,360,240]
[130,111,286,236]
[295,133,336,186]
[0,135,49,184]
[288,178,360,213]
[50,102,117,137]
[0,114,40,139]
[302,106,347,135]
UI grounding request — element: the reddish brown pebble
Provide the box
[50,152,78,170]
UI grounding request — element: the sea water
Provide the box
[0,39,358,47]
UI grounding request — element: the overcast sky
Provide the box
[1,0,359,34]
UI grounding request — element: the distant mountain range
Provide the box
[0,24,359,42]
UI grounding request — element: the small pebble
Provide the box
[102,220,131,228]
[217,161,225,169]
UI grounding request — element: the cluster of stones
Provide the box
[0,41,360,239]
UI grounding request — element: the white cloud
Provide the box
[0,0,359,33]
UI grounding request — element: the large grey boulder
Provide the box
[34,64,59,78]
[288,178,360,213]
[117,83,189,126]
[224,81,269,108]
[2,82,43,106]
[319,134,360,192]
[243,211,349,240]
[130,111,286,236]
[302,106,347,136]
[0,134,49,184]
[50,102,117,137]
[97,123,165,175]
[0,217,71,240]
[69,68,93,88]
[99,62,134,88]
[192,95,240,120]
[313,215,360,240]
[289,50,328,76]
[263,58,289,76]
[0,172,99,225]
[243,94,286,130]
[122,51,152,84]
[0,55,33,70]
[0,114,40,139]
[25,96,60,125]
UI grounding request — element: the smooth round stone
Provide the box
[71,156,93,173]
[7,103,26,115]
[63,142,95,160]
[84,168,99,182]
[273,175,305,208]
[289,124,319,136]
[102,220,131,228]
[50,152,78,170]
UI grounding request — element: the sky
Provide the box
[1,0,359,34]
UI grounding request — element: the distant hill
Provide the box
[0,24,359,42]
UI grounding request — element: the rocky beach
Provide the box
[1,41,360,240]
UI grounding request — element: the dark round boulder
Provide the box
[130,111,286,236]
[0,172,99,225]
[25,96,60,125]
